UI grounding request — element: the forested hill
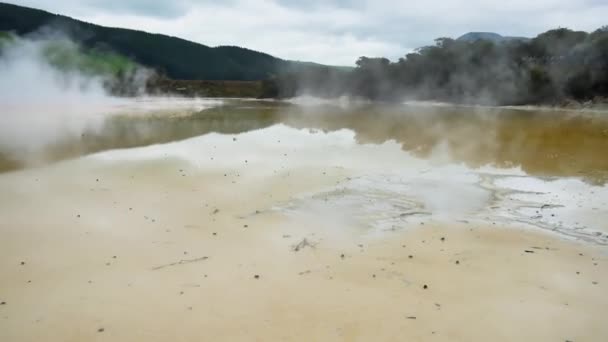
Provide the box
[0,2,312,81]
[457,32,530,43]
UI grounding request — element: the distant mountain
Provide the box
[457,32,530,43]
[0,2,331,81]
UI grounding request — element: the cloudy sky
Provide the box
[7,0,608,65]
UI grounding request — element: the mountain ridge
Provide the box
[0,2,330,81]
[457,31,530,43]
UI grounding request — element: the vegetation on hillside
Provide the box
[0,2,332,81]
[42,41,136,77]
[268,27,608,105]
[2,2,607,104]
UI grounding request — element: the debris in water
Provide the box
[151,257,209,271]
[292,238,317,252]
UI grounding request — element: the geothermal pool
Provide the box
[1,99,607,341]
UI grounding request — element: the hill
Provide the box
[457,32,530,43]
[0,2,318,81]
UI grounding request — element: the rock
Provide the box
[97,328,104,333]
[423,284,428,289]
[254,275,260,279]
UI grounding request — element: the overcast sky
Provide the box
[7,0,608,65]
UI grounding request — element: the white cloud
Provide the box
[7,0,608,65]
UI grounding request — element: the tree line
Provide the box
[265,27,608,105]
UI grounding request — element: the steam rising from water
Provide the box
[0,34,224,167]
[0,35,120,159]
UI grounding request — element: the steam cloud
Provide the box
[0,33,149,165]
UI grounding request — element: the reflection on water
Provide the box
[1,99,607,184]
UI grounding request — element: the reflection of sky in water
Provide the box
[89,122,608,245]
[3,99,608,184]
[1,99,607,243]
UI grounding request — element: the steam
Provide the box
[0,35,110,159]
[0,31,161,169]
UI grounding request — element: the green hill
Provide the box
[0,2,318,81]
